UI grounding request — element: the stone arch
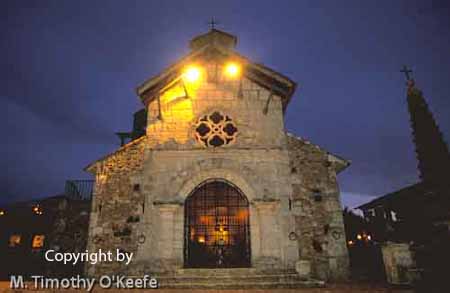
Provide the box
[178,168,256,202]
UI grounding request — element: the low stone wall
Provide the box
[381,242,416,285]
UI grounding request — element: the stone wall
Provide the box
[381,242,416,285]
[86,137,147,276]
[286,134,349,281]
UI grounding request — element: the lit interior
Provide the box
[9,235,21,247]
[32,235,45,248]
[188,208,249,246]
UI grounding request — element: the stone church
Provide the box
[84,28,350,286]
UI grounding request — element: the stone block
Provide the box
[381,242,417,285]
[296,260,311,279]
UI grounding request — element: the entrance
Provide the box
[184,180,251,268]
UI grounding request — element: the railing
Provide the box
[64,180,94,201]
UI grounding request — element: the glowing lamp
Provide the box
[198,236,205,243]
[356,234,362,240]
[184,66,201,83]
[0,210,5,216]
[348,240,354,246]
[224,63,240,78]
[33,205,43,215]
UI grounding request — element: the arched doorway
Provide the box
[184,180,251,268]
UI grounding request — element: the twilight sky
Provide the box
[1,0,450,208]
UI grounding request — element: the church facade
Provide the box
[84,29,350,283]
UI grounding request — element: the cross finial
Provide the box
[400,65,413,81]
[208,17,218,30]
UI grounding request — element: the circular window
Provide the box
[194,111,238,147]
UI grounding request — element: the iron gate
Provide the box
[184,180,251,268]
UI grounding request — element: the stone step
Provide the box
[151,269,325,289]
[156,274,304,283]
[157,280,324,289]
[172,268,300,276]
[174,267,259,276]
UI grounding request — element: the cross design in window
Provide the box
[194,111,238,147]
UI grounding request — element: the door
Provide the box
[184,180,251,268]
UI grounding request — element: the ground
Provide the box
[0,282,413,292]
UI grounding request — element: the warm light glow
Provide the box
[198,236,205,243]
[98,174,107,182]
[348,240,354,246]
[32,205,43,215]
[367,235,372,241]
[151,81,195,144]
[356,234,362,240]
[190,228,195,240]
[224,62,240,78]
[32,235,45,248]
[0,210,4,216]
[160,83,187,105]
[9,235,21,247]
[183,66,201,83]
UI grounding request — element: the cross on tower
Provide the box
[208,17,219,30]
[400,65,413,81]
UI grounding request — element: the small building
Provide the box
[0,180,93,279]
[357,183,425,242]
[84,28,351,287]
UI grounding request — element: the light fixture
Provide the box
[0,210,5,216]
[224,62,240,78]
[183,66,201,83]
[33,205,43,215]
[356,234,362,240]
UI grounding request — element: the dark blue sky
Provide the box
[1,0,449,208]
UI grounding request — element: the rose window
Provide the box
[194,111,238,147]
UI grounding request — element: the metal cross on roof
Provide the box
[400,65,413,81]
[208,17,219,30]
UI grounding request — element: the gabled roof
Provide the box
[136,29,297,111]
[357,182,449,222]
[357,183,424,210]
[286,132,351,173]
[84,136,146,173]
